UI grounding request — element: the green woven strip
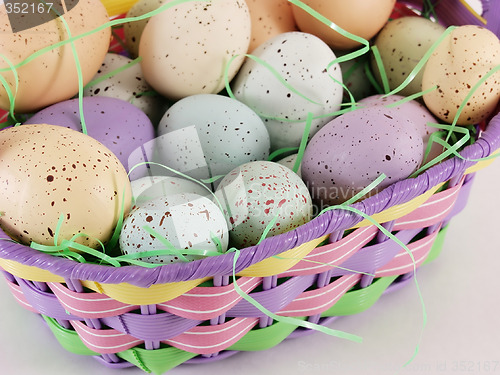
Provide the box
[423,225,449,264]
[42,316,98,356]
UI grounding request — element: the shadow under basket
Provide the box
[1,1,500,374]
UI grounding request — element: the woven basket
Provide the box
[0,1,499,374]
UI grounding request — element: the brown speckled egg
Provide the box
[119,193,228,264]
[139,0,251,101]
[0,0,111,113]
[0,124,132,249]
[422,25,500,125]
[214,161,312,249]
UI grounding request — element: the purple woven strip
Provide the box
[0,61,499,289]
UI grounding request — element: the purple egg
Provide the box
[25,96,155,180]
[302,106,424,207]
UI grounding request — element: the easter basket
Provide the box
[0,0,500,374]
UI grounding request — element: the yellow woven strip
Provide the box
[237,235,329,277]
[0,258,65,282]
[80,277,210,305]
[100,0,138,17]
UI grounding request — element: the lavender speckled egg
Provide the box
[131,175,209,205]
[0,124,132,249]
[358,94,444,164]
[302,106,423,207]
[119,193,228,264]
[214,161,312,249]
[25,96,155,180]
[84,53,169,126]
[155,94,270,185]
[232,31,344,151]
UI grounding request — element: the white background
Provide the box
[0,158,499,375]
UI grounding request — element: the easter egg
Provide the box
[422,25,500,125]
[232,31,343,151]
[0,0,110,113]
[301,106,423,207]
[139,0,251,100]
[119,193,228,264]
[215,161,312,249]
[24,96,155,180]
[0,124,132,249]
[290,0,396,50]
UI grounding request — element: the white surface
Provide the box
[0,159,499,375]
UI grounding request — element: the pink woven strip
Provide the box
[393,179,464,231]
[277,274,361,317]
[157,277,261,320]
[4,278,38,314]
[71,320,143,354]
[278,226,378,277]
[163,318,259,355]
[375,228,440,277]
[48,282,137,319]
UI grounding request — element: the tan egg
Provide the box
[290,0,395,50]
[422,25,500,125]
[0,0,111,113]
[0,124,132,250]
[139,0,251,101]
[123,0,165,58]
[371,17,446,97]
[246,0,297,52]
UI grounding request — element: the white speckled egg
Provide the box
[84,53,169,125]
[371,17,446,97]
[214,161,312,249]
[119,193,228,264]
[422,25,500,125]
[131,175,209,205]
[139,0,251,100]
[232,31,343,151]
[301,106,423,207]
[123,0,165,58]
[0,124,132,249]
[276,153,302,177]
[154,94,270,184]
[0,0,110,113]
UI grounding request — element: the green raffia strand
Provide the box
[422,0,439,21]
[293,112,313,173]
[200,174,225,184]
[224,54,322,106]
[106,188,128,252]
[84,56,143,89]
[364,58,385,95]
[383,26,457,98]
[142,225,190,263]
[371,46,390,94]
[229,248,363,343]
[0,53,19,122]
[268,147,299,162]
[384,85,438,108]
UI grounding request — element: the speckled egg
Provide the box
[131,175,210,205]
[358,94,443,164]
[139,0,251,100]
[335,49,376,102]
[123,0,165,58]
[0,124,132,249]
[371,16,446,97]
[232,31,344,151]
[119,193,228,264]
[154,94,270,184]
[422,25,500,125]
[0,0,110,113]
[24,96,155,180]
[301,106,423,207]
[277,153,302,177]
[214,161,312,249]
[84,53,169,126]
[246,0,297,52]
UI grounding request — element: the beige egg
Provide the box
[290,0,396,50]
[246,0,297,52]
[0,124,132,250]
[0,0,111,113]
[139,0,251,101]
[422,25,500,125]
[123,0,165,58]
[371,17,446,97]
